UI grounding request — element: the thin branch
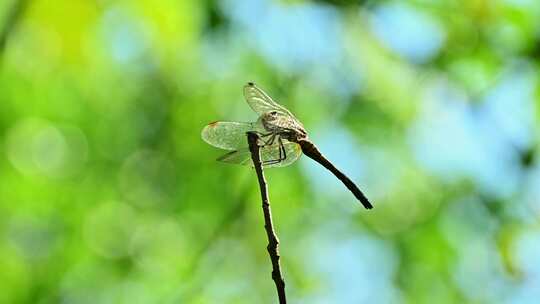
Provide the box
[247,132,287,304]
[0,0,29,56]
[180,186,250,301]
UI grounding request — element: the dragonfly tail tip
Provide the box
[361,199,373,209]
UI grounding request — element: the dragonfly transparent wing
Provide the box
[244,83,295,117]
[260,140,302,167]
[201,121,261,150]
[217,140,302,168]
[217,149,253,165]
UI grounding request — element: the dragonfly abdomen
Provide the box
[298,139,373,209]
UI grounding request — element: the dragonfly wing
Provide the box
[218,141,302,168]
[261,141,302,168]
[244,83,294,116]
[201,121,258,150]
[216,140,302,168]
[217,149,253,165]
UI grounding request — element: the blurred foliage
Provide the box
[0,0,539,303]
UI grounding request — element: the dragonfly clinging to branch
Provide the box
[201,82,373,209]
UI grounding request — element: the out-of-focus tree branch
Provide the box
[0,0,29,56]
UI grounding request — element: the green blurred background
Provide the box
[1,0,539,303]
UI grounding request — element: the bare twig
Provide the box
[0,0,29,56]
[180,188,250,302]
[247,132,287,304]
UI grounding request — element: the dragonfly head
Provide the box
[260,110,282,124]
[268,110,280,119]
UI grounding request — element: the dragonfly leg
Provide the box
[254,131,273,138]
[262,159,282,166]
[264,133,277,146]
[262,152,283,166]
[279,136,287,161]
[252,132,275,146]
[261,136,287,166]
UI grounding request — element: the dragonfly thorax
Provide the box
[259,111,307,142]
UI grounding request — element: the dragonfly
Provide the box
[201,82,373,209]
